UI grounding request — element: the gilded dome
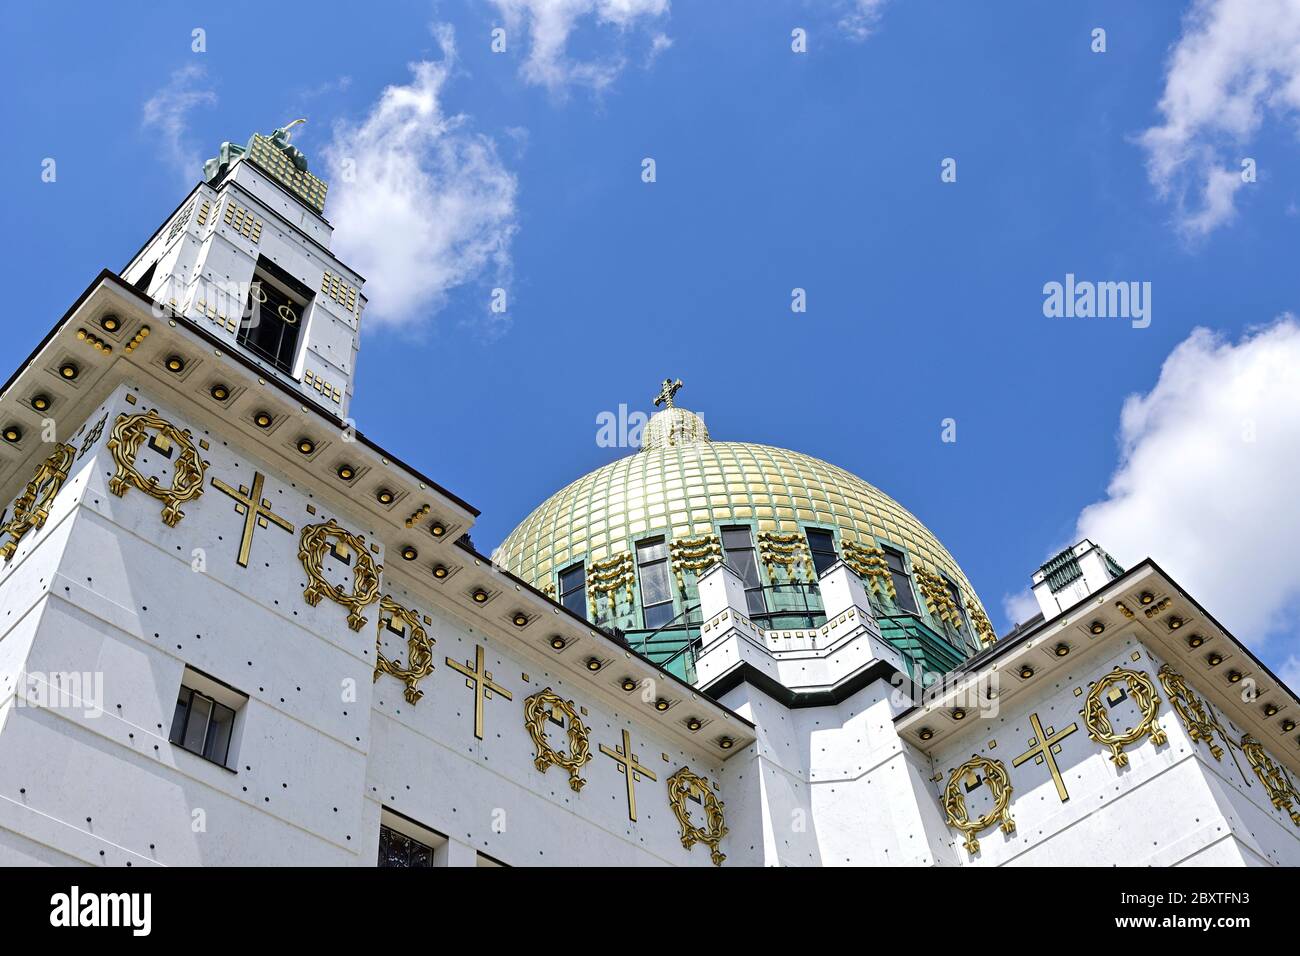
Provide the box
[497,394,988,641]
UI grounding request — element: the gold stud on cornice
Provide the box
[1089,620,1105,635]
[471,588,489,604]
[336,463,355,481]
[1187,634,1205,648]
[400,546,417,561]
[1227,670,1243,684]
[430,522,446,538]
[253,411,273,429]
[1167,616,1184,630]
[585,657,603,672]
[2,426,22,444]
[431,564,449,580]
[30,395,50,412]
[376,488,395,505]
[1054,643,1071,657]
[100,314,121,333]
[952,707,967,720]
[919,727,934,741]
[124,326,150,355]
[165,355,185,373]
[1283,719,1297,733]
[1138,591,1155,605]
[654,698,670,712]
[59,362,79,380]
[1264,704,1279,717]
[1019,665,1035,679]
[620,677,637,692]
[210,384,230,402]
[718,736,734,750]
[296,438,315,455]
[549,635,567,650]
[512,612,529,628]
[686,717,702,732]
[1207,652,1223,667]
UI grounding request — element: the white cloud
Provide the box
[324,24,518,328]
[141,64,217,180]
[837,0,890,41]
[1139,0,1300,237]
[488,0,670,94]
[1076,317,1300,658]
[1002,589,1041,630]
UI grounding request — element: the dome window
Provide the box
[636,538,675,628]
[883,546,918,614]
[721,526,767,616]
[558,562,587,618]
[805,528,838,576]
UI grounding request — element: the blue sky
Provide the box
[5,0,1300,674]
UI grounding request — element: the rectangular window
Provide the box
[169,685,238,768]
[378,824,435,868]
[636,538,675,628]
[883,546,918,614]
[559,562,587,618]
[944,577,973,644]
[805,528,838,576]
[722,526,767,616]
[239,257,312,375]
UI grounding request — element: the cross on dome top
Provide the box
[654,378,684,409]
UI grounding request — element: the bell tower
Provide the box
[120,120,365,417]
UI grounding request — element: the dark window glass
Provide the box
[636,538,674,628]
[238,260,310,375]
[378,824,435,867]
[945,578,972,640]
[721,526,767,616]
[806,528,838,575]
[559,563,587,618]
[169,685,237,767]
[883,547,918,614]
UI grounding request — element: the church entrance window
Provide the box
[636,538,674,628]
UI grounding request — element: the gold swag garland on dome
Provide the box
[523,688,593,792]
[966,601,997,647]
[299,519,382,631]
[0,443,76,561]
[373,595,436,704]
[669,533,722,590]
[106,410,207,527]
[1083,667,1168,767]
[586,552,634,618]
[666,767,728,866]
[840,540,896,601]
[757,530,813,582]
[914,566,961,628]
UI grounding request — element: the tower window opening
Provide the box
[636,538,675,628]
[883,546,918,614]
[721,526,768,617]
[559,562,587,618]
[239,256,312,375]
[805,528,838,576]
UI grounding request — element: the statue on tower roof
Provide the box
[203,118,311,184]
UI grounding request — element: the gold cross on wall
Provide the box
[210,471,295,568]
[600,728,657,822]
[653,378,683,409]
[1013,712,1078,803]
[446,644,512,740]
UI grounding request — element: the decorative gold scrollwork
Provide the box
[669,533,722,589]
[522,688,592,791]
[943,755,1015,855]
[757,531,812,582]
[106,410,207,527]
[587,552,634,616]
[299,519,382,631]
[666,766,728,866]
[1240,734,1300,825]
[1084,667,1168,767]
[373,595,435,704]
[1157,664,1223,760]
[915,566,961,627]
[0,443,76,562]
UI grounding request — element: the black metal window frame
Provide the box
[720,525,768,616]
[378,823,436,868]
[168,684,238,770]
[881,544,919,614]
[238,256,314,376]
[558,561,587,618]
[805,527,838,576]
[942,574,975,648]
[635,536,675,629]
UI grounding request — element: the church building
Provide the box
[1,125,1297,866]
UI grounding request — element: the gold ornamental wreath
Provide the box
[1157,663,1222,760]
[942,754,1015,856]
[299,519,382,631]
[106,410,207,527]
[1084,667,1167,767]
[522,688,592,792]
[374,595,435,704]
[0,443,76,561]
[666,767,728,866]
